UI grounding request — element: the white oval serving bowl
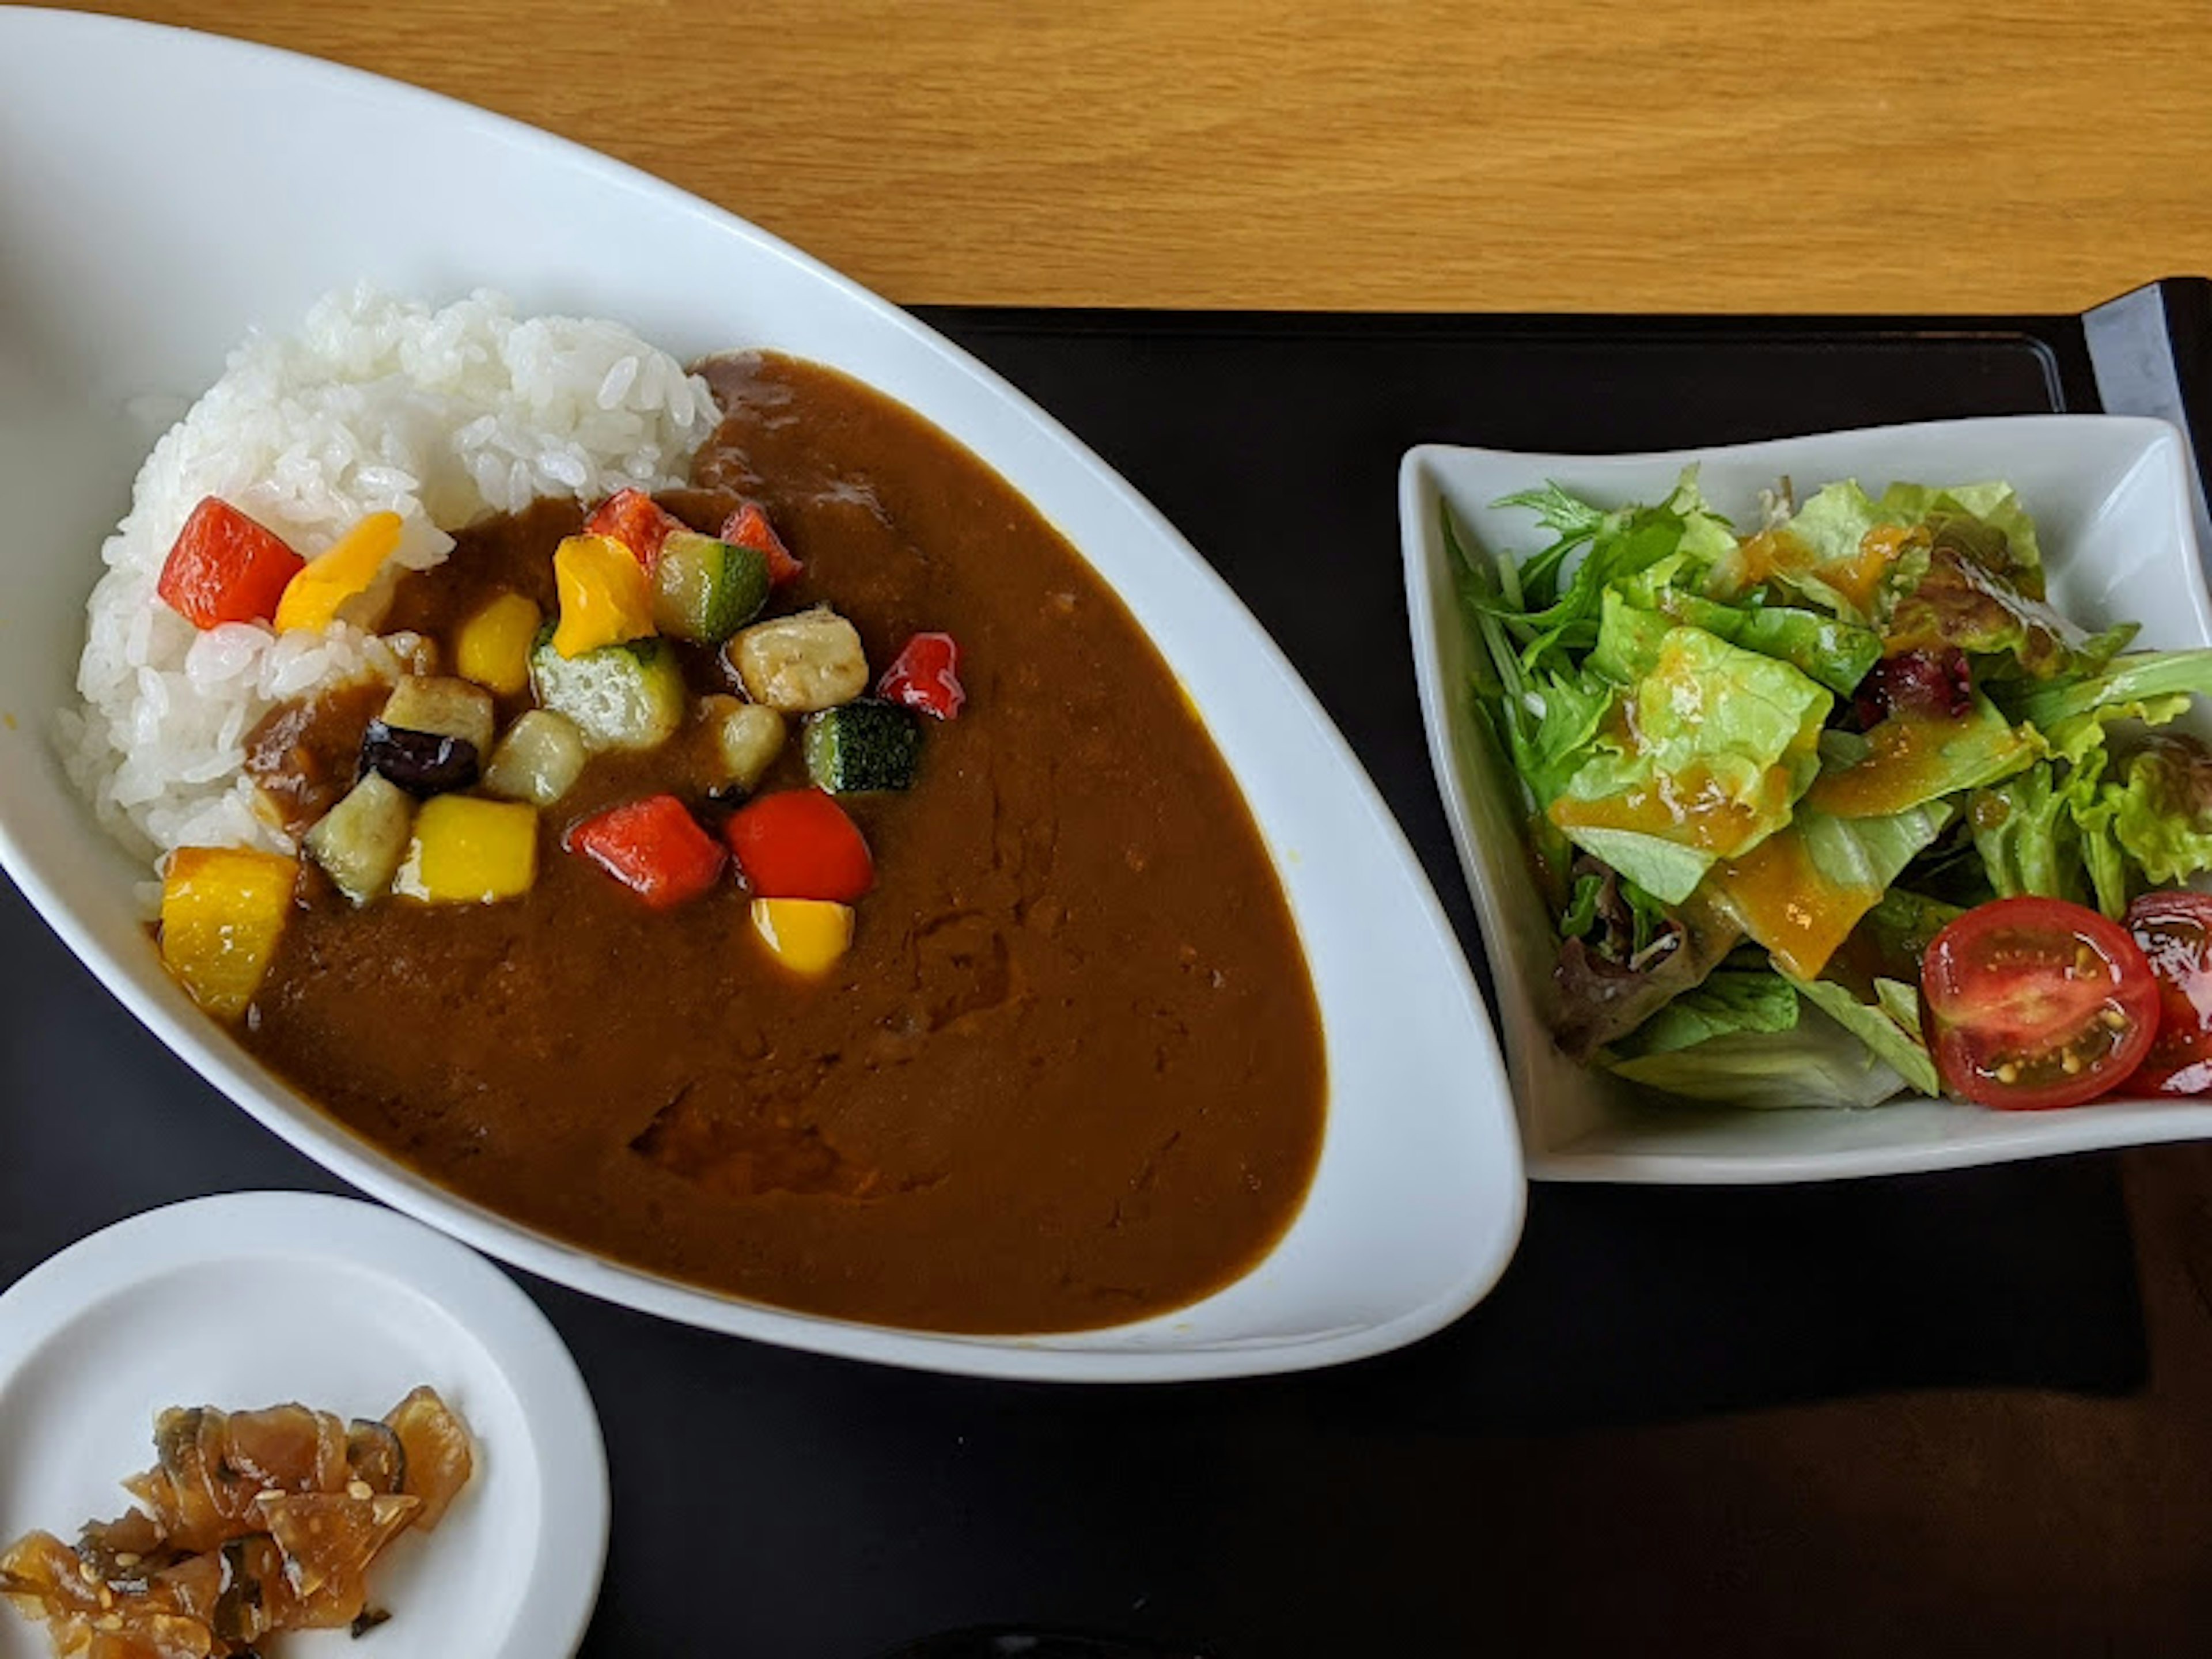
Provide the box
[0,9,1524,1380]
[1402,415,2212,1182]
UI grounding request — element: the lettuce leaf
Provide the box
[1706,480,1922,626]
[1702,800,1953,980]
[2007,649,2212,760]
[1550,880,1745,1061]
[1609,969,1800,1058]
[1802,691,2039,819]
[1971,762,2079,903]
[1791,975,1942,1097]
[2106,736,2212,887]
[1604,994,1908,1109]
[1823,886,1965,993]
[1886,540,2134,680]
[1550,620,1832,902]
[1877,483,2045,592]
[1482,469,1737,679]
[1614,564,1883,695]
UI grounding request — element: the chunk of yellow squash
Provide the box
[455,590,542,697]
[159,846,298,1018]
[274,512,404,634]
[551,535,654,659]
[749,897,853,976]
[393,796,539,904]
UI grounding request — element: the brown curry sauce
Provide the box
[235,353,1326,1335]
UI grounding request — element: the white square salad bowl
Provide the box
[0,9,1525,1380]
[1403,415,2212,1182]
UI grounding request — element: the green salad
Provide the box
[1450,471,2212,1111]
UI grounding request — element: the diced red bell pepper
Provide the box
[584,488,686,573]
[878,631,966,720]
[156,498,306,630]
[719,500,803,589]
[723,789,874,903]
[567,794,726,910]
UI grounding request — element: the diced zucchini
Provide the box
[695,695,786,798]
[380,676,495,756]
[480,710,589,806]
[652,531,770,645]
[303,772,415,905]
[158,847,298,1018]
[726,608,869,714]
[801,699,921,793]
[455,592,542,696]
[393,796,539,904]
[529,627,686,751]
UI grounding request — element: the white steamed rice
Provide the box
[58,286,716,868]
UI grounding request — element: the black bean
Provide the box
[358,721,480,797]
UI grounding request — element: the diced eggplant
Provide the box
[303,772,415,904]
[345,1419,408,1496]
[358,721,481,797]
[480,709,589,806]
[359,675,495,797]
[726,607,869,714]
[695,695,786,799]
[529,627,686,751]
[801,698,921,793]
[379,675,495,756]
[651,530,770,645]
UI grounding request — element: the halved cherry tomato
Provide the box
[718,501,803,589]
[878,631,966,720]
[156,498,305,628]
[2124,891,2212,1094]
[1922,896,2159,1109]
[585,488,685,573]
[722,789,873,902]
[567,794,725,910]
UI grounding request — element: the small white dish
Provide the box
[0,9,1524,1378]
[1402,414,2212,1182]
[0,1192,608,1659]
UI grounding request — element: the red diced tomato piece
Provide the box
[584,488,686,573]
[719,501,802,588]
[567,794,726,910]
[723,789,874,903]
[156,498,305,629]
[878,631,966,719]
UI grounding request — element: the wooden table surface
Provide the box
[72,0,2212,314]
[47,4,2212,1653]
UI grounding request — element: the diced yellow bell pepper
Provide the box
[159,846,298,1018]
[393,796,539,904]
[273,511,404,634]
[749,897,854,976]
[552,534,655,659]
[455,590,542,696]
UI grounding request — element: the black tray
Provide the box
[5,279,2210,1658]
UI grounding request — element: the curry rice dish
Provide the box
[70,295,1326,1335]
